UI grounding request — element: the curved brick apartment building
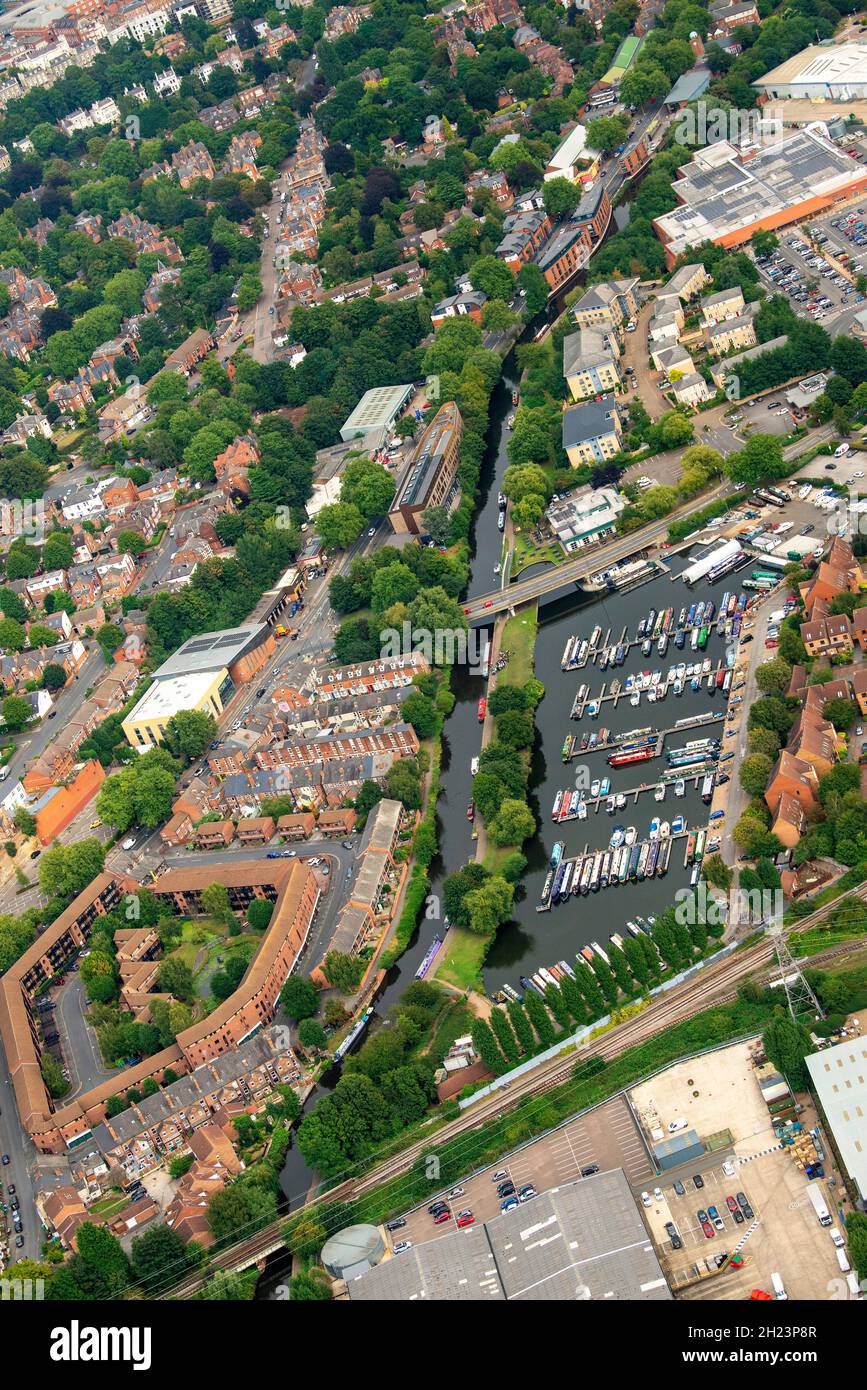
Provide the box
[0,861,318,1153]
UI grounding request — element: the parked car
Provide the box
[708,1204,725,1232]
[393,1241,412,1254]
[433,1209,451,1225]
[456,1212,475,1228]
[386,1217,406,1232]
[693,1173,704,1189]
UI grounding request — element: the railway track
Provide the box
[162,907,864,1298]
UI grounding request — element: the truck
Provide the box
[806,1181,833,1227]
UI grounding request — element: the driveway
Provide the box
[54,971,117,1100]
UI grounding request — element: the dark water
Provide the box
[265,262,722,1241]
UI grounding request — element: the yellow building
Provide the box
[563,327,621,401]
[122,668,229,752]
[562,399,622,468]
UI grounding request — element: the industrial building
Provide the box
[339,383,414,445]
[121,624,275,752]
[388,400,463,535]
[346,1169,671,1301]
[806,1038,867,1200]
[754,43,867,102]
[653,127,867,266]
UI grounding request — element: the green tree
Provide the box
[739,754,773,797]
[280,974,318,1020]
[762,1016,813,1091]
[163,710,217,761]
[298,1018,328,1050]
[462,875,514,935]
[488,798,536,847]
[200,882,231,920]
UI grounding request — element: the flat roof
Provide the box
[755,41,867,91]
[124,670,221,725]
[655,128,866,257]
[806,1039,867,1198]
[154,624,270,680]
[340,384,413,441]
[348,1223,504,1301]
[348,1169,670,1301]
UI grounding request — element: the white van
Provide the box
[771,1271,788,1300]
[836,1247,851,1273]
[0,766,9,782]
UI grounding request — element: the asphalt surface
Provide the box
[54,971,117,1100]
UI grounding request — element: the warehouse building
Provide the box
[347,1169,671,1301]
[754,43,867,102]
[340,383,414,445]
[653,127,867,266]
[806,1038,867,1200]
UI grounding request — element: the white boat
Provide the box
[624,825,637,845]
[610,824,625,849]
[630,690,641,707]
[649,817,661,839]
[654,783,666,802]
[674,779,685,797]
[577,800,588,820]
[659,820,670,838]
[672,814,685,835]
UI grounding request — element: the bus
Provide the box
[587,89,616,108]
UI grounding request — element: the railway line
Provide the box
[160,887,865,1298]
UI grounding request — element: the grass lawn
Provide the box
[511,535,565,578]
[433,926,488,992]
[498,604,537,688]
[164,918,260,1003]
[90,1193,130,1219]
[424,997,476,1060]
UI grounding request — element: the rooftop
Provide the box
[655,128,866,257]
[340,384,413,441]
[348,1169,671,1301]
[754,41,867,91]
[154,624,271,680]
[806,1038,867,1198]
[562,398,621,448]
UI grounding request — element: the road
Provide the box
[464,480,733,619]
[1,646,105,790]
[54,971,117,1101]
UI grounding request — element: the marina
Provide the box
[560,591,750,673]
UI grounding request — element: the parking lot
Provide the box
[795,447,867,490]
[388,1094,653,1252]
[754,231,862,332]
[629,1042,850,1299]
[638,1162,754,1262]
